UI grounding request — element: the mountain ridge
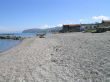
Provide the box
[22,27,63,33]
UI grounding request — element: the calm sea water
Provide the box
[0,39,21,52]
[0,33,36,37]
[0,33,36,52]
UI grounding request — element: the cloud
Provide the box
[79,15,110,24]
[53,24,63,27]
[79,19,83,22]
[56,24,62,27]
[36,24,63,29]
[92,15,110,20]
[79,18,88,23]
[37,24,50,29]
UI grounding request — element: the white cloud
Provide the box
[53,24,62,27]
[92,15,110,20]
[37,24,50,29]
[79,19,83,22]
[37,24,63,29]
[56,24,62,27]
[79,15,110,24]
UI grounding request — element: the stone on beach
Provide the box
[0,32,110,82]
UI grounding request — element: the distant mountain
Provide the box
[22,26,63,33]
[45,26,63,33]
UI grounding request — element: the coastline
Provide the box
[0,32,36,53]
[0,33,110,82]
[0,39,22,53]
[0,37,35,55]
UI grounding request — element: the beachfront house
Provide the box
[60,24,97,33]
[96,20,110,32]
[82,24,97,29]
[60,24,81,32]
[60,20,110,33]
[99,20,110,27]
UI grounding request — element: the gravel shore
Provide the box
[0,32,110,82]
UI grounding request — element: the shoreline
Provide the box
[0,39,22,53]
[0,33,110,82]
[0,37,35,55]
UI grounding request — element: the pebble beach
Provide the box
[0,32,110,82]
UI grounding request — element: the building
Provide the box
[81,24,98,30]
[60,20,110,33]
[96,20,110,32]
[99,20,110,27]
[60,24,81,32]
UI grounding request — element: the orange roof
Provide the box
[63,24,80,27]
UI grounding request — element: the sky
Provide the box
[0,0,110,32]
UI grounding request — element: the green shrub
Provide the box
[85,30,97,33]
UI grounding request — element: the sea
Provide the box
[0,33,36,52]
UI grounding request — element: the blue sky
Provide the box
[0,0,110,32]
